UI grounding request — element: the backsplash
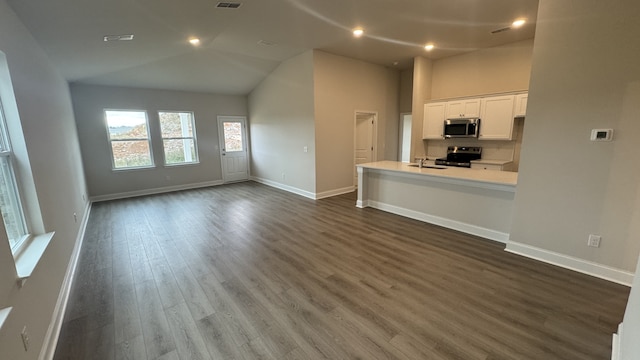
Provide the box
[424,118,525,171]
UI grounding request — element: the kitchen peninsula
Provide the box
[356,161,517,243]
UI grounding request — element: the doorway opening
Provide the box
[354,111,377,186]
[399,113,412,162]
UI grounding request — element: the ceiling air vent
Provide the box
[103,34,134,42]
[216,2,241,8]
[257,40,276,46]
[490,27,511,34]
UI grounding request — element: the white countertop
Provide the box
[357,161,518,187]
[470,159,513,165]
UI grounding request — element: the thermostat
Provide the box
[590,129,613,141]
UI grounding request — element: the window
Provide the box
[159,111,198,165]
[105,110,153,169]
[0,99,28,251]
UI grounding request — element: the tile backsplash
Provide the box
[423,118,525,171]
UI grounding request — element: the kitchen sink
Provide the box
[407,164,447,170]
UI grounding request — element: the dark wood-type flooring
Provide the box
[54,181,630,360]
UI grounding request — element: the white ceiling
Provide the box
[8,0,538,95]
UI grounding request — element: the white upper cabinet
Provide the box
[422,102,446,139]
[514,93,528,117]
[479,95,516,140]
[446,99,481,119]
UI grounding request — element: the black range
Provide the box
[435,146,482,168]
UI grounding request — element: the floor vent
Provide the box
[216,2,242,9]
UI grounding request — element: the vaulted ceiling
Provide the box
[8,0,538,95]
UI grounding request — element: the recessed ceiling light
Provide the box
[353,28,364,37]
[103,34,134,42]
[188,38,201,46]
[424,44,435,51]
[512,19,526,28]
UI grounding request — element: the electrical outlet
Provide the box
[303,146,308,153]
[588,234,601,248]
[21,326,29,351]
[73,212,77,223]
[82,194,86,201]
[281,173,285,180]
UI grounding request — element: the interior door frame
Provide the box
[217,115,250,183]
[354,110,378,186]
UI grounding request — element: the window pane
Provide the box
[0,156,26,248]
[159,112,194,138]
[163,139,197,164]
[106,110,149,140]
[111,140,152,169]
[223,122,243,152]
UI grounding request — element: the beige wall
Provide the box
[248,51,316,194]
[399,68,413,113]
[71,84,247,198]
[0,0,89,358]
[313,50,399,194]
[510,0,640,272]
[431,39,533,100]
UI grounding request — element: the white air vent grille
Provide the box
[216,2,241,8]
[257,40,276,46]
[103,34,134,42]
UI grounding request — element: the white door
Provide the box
[355,112,375,186]
[217,116,249,183]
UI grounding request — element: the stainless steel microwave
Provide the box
[444,118,480,138]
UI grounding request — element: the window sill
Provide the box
[0,307,11,330]
[14,231,55,287]
[164,161,200,167]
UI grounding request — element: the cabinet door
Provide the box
[514,93,528,117]
[446,99,481,118]
[479,95,516,140]
[422,102,446,139]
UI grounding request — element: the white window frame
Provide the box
[158,110,199,166]
[0,50,54,286]
[0,99,28,253]
[104,109,155,170]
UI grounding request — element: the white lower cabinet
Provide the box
[479,95,516,140]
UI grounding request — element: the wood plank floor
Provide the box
[53,181,630,360]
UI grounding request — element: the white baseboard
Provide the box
[611,323,622,360]
[38,201,92,360]
[249,176,316,200]
[366,200,510,243]
[315,186,355,200]
[505,242,634,286]
[91,180,224,202]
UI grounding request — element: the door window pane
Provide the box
[105,110,153,169]
[223,122,243,152]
